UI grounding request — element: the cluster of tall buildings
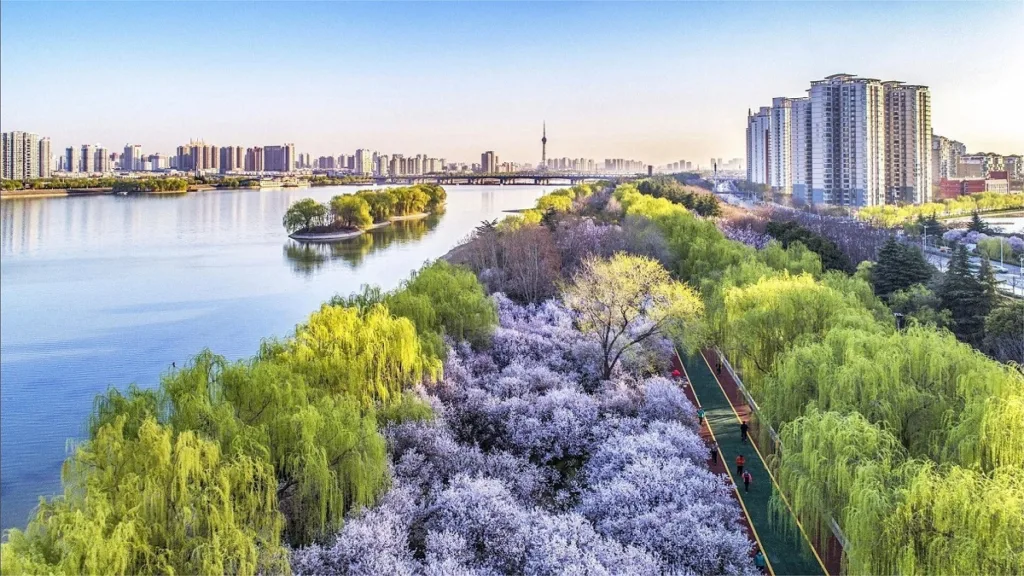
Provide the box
[172,140,297,173]
[1,131,51,180]
[746,74,933,206]
[542,157,597,172]
[603,159,647,174]
[312,150,448,176]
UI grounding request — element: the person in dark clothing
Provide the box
[709,441,718,464]
[716,361,722,375]
[736,454,745,476]
[742,470,753,492]
[754,549,767,574]
[740,420,749,443]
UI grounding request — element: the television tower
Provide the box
[541,121,547,168]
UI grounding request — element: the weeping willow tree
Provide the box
[387,260,498,353]
[159,352,389,546]
[264,303,436,404]
[0,417,288,576]
[761,326,1024,467]
[612,181,1024,573]
[877,464,1024,575]
[767,327,1024,573]
[722,273,884,386]
[770,409,905,557]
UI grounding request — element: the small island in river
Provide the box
[283,184,446,242]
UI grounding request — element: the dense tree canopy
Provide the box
[283,198,329,233]
[938,245,997,346]
[330,194,373,229]
[612,182,1024,573]
[283,185,446,234]
[871,237,934,300]
[765,220,853,272]
[564,253,703,379]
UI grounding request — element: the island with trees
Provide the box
[283,184,447,241]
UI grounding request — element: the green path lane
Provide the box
[682,354,826,576]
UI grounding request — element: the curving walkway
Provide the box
[674,349,828,576]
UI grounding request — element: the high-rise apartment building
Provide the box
[245,147,265,171]
[94,147,110,173]
[81,144,95,173]
[122,144,142,171]
[65,147,80,174]
[480,151,496,173]
[808,74,886,206]
[748,74,933,207]
[37,138,51,178]
[220,146,240,173]
[285,143,296,172]
[768,98,794,193]
[883,82,931,204]
[264,146,287,172]
[790,97,812,199]
[355,149,373,175]
[2,131,41,180]
[932,134,966,182]
[745,107,770,185]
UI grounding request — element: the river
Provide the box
[0,184,554,531]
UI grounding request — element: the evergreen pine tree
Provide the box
[938,245,994,346]
[872,237,934,300]
[968,211,992,233]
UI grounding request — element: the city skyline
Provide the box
[2,2,1021,163]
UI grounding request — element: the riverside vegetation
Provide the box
[3,179,1022,574]
[282,184,446,236]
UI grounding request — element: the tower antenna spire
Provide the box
[541,121,547,168]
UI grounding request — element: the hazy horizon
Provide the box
[2,1,1022,165]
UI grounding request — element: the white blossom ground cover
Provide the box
[292,295,757,575]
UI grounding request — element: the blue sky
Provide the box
[2,1,1021,165]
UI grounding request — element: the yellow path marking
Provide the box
[676,349,776,576]
[700,350,831,576]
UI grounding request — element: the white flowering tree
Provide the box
[563,254,704,379]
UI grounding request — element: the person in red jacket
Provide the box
[736,454,746,476]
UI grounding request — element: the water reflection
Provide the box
[1,185,554,532]
[283,214,442,275]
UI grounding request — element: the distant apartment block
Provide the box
[480,151,497,173]
[2,131,42,180]
[932,135,966,182]
[745,107,770,185]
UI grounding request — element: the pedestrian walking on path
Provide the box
[740,420,750,443]
[671,368,681,380]
[754,549,767,574]
[742,470,753,493]
[716,360,722,375]
[736,454,745,476]
[709,441,718,464]
[697,407,705,424]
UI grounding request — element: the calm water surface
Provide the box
[0,184,553,531]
